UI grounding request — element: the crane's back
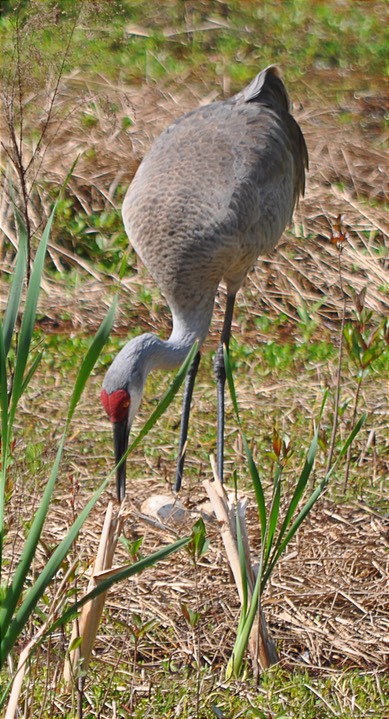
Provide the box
[122,66,307,311]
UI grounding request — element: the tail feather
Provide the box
[234,66,308,200]
[235,65,290,112]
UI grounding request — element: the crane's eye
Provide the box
[101,388,131,423]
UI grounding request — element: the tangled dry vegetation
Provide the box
[1,69,388,713]
[3,71,387,317]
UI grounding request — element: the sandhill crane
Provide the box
[101,65,308,502]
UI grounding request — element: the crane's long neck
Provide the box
[104,300,214,401]
[145,328,196,373]
[101,302,214,502]
[145,303,213,373]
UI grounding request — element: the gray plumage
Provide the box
[102,65,308,501]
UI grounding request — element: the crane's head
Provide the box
[101,337,149,502]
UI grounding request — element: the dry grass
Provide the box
[77,488,388,671]
[1,71,387,320]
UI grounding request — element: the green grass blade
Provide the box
[0,322,8,572]
[263,465,282,568]
[0,433,66,660]
[0,200,30,582]
[20,352,42,396]
[272,432,318,554]
[46,535,191,635]
[0,303,116,660]
[0,474,109,666]
[0,203,30,576]
[0,321,8,455]
[269,393,327,558]
[235,485,248,620]
[8,206,57,427]
[7,158,78,428]
[224,348,267,539]
[2,204,28,358]
[240,431,267,541]
[66,297,117,427]
[227,570,261,678]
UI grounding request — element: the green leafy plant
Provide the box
[223,347,366,678]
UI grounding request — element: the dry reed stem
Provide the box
[5,623,47,719]
[204,456,278,671]
[63,501,124,685]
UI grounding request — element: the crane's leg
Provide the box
[213,293,236,484]
[174,351,201,492]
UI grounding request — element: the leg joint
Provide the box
[213,343,226,383]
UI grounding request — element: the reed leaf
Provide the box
[47,535,191,636]
[7,208,56,428]
[271,432,319,557]
[264,465,282,566]
[226,571,261,678]
[2,202,28,358]
[224,347,267,539]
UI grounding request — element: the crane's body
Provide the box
[101,66,308,501]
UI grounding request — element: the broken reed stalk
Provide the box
[5,556,81,718]
[63,501,124,685]
[5,624,47,719]
[204,457,278,672]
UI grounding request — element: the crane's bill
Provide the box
[113,419,129,502]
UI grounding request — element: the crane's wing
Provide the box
[123,67,308,298]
